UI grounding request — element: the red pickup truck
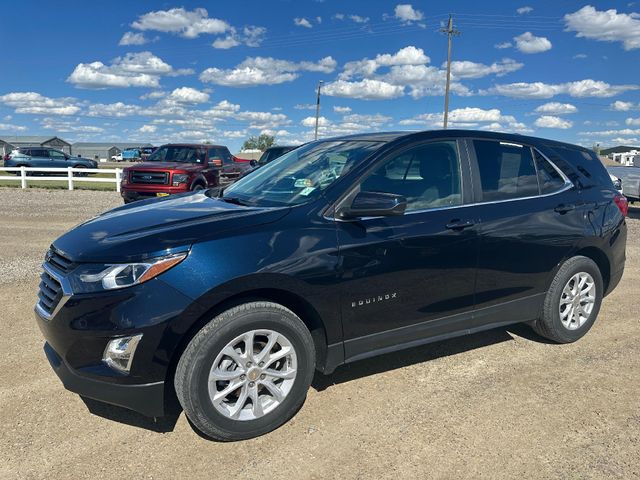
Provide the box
[120,143,253,203]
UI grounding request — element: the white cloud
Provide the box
[212,36,240,49]
[394,4,424,22]
[611,100,637,111]
[302,116,330,127]
[323,79,405,100]
[212,26,266,49]
[489,79,639,98]
[516,6,533,15]
[0,92,81,115]
[87,102,142,117]
[67,51,192,89]
[564,5,640,50]
[294,104,316,110]
[333,13,345,20]
[340,46,429,80]
[294,17,313,28]
[333,106,352,113]
[119,32,150,46]
[495,42,512,49]
[626,117,640,126]
[0,123,27,131]
[200,56,336,86]
[400,107,530,132]
[514,32,552,53]
[349,15,370,23]
[534,102,578,115]
[535,115,573,129]
[132,7,231,38]
[573,53,588,59]
[39,117,104,133]
[139,125,157,133]
[165,87,209,104]
[447,58,523,79]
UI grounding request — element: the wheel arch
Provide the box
[574,246,611,293]
[163,286,335,411]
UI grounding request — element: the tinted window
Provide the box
[31,149,47,157]
[534,150,565,194]
[209,147,232,164]
[474,140,538,201]
[359,141,462,212]
[148,146,205,163]
[49,149,66,160]
[549,146,611,188]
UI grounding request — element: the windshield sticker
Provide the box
[294,178,314,188]
[299,186,316,196]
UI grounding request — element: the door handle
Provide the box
[445,219,475,230]
[554,203,576,214]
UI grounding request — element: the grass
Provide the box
[0,169,120,191]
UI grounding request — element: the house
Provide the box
[0,136,71,155]
[71,142,153,161]
[611,150,640,166]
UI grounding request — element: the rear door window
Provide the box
[473,140,539,201]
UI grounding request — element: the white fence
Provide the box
[0,167,123,192]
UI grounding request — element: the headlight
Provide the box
[69,253,187,293]
[173,173,189,186]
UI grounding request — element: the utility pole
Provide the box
[314,80,324,140]
[440,15,460,129]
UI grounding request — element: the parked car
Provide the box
[122,148,141,162]
[111,152,123,162]
[140,146,157,161]
[239,145,299,178]
[5,147,97,174]
[120,143,253,203]
[35,130,627,441]
[607,166,640,202]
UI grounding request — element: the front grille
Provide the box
[37,269,63,317]
[130,170,169,185]
[46,248,75,273]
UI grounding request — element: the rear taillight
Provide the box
[614,194,628,217]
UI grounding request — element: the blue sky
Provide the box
[1,1,639,152]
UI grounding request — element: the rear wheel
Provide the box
[191,182,205,191]
[175,302,315,441]
[533,256,603,343]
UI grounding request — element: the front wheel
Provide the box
[175,302,315,441]
[73,165,88,177]
[533,256,603,343]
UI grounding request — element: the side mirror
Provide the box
[250,159,258,167]
[338,191,407,219]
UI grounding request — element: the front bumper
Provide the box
[44,342,166,417]
[35,276,205,416]
[121,186,189,202]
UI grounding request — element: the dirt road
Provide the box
[1,189,638,479]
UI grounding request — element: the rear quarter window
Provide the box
[547,146,611,188]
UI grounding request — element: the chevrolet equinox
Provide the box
[35,130,627,441]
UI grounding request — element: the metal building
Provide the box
[71,142,153,161]
[0,136,71,156]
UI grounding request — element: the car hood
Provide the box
[52,191,290,263]
[127,162,204,172]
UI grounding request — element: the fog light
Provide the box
[103,334,143,374]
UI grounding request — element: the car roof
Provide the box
[322,129,590,152]
[161,143,225,148]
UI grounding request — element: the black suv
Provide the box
[35,130,627,441]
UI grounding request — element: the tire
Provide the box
[191,182,205,191]
[533,255,603,343]
[175,301,315,441]
[73,165,88,177]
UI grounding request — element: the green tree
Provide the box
[242,134,275,151]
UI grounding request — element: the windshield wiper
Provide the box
[220,196,251,206]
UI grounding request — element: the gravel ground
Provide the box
[0,188,639,480]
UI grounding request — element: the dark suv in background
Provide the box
[120,143,253,203]
[4,147,98,172]
[35,130,627,441]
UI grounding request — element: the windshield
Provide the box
[222,140,381,206]
[147,146,205,164]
